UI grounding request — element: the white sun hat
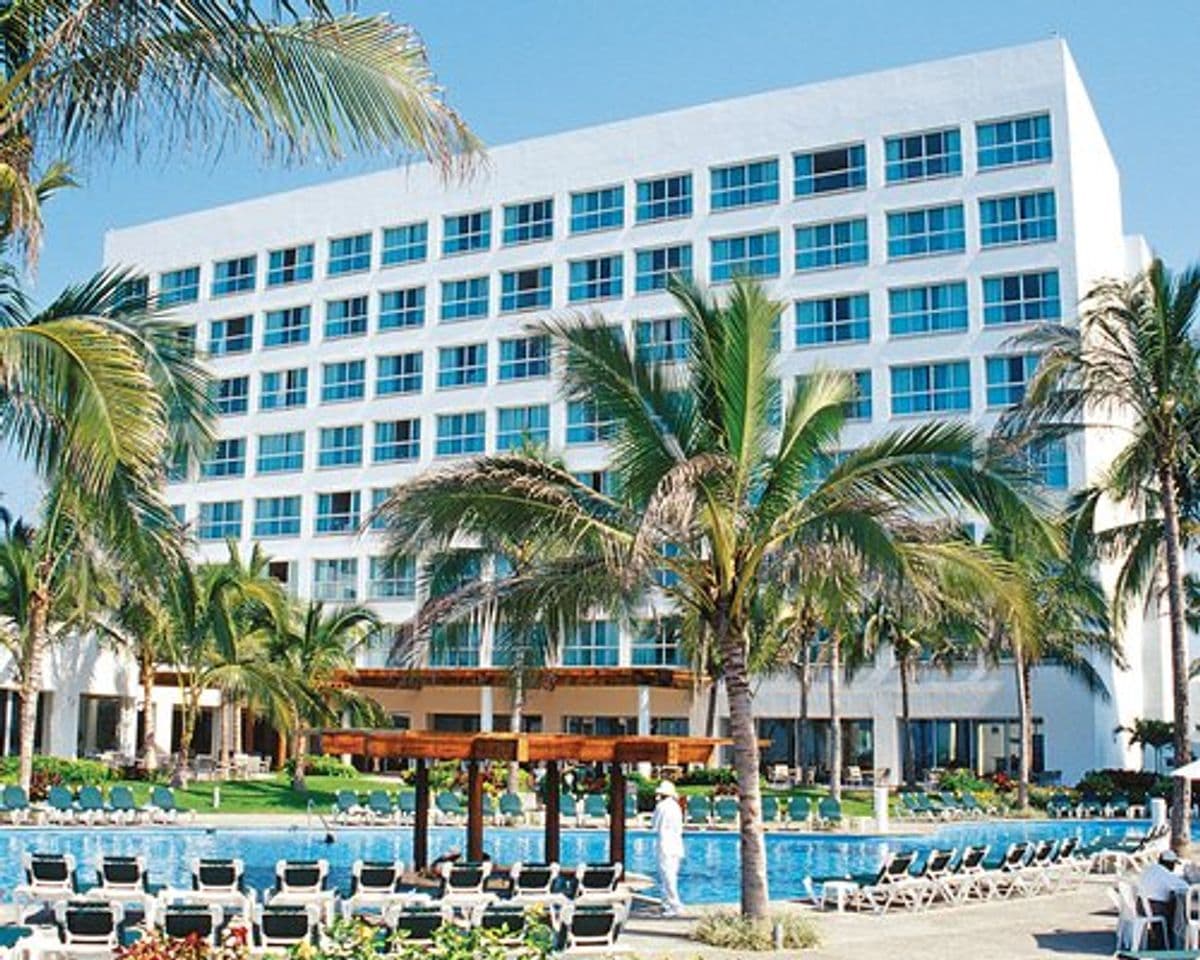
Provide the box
[655,780,677,797]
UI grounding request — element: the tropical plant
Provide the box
[1002,258,1200,847]
[691,909,819,951]
[267,601,382,791]
[1116,718,1176,774]
[378,275,1044,917]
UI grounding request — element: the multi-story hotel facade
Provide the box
[9,39,1173,783]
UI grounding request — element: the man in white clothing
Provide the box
[651,780,685,917]
[1137,850,1189,947]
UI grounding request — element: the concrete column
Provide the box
[480,687,494,733]
[118,698,138,758]
[84,697,100,756]
[636,686,652,777]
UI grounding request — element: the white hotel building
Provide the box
[10,39,1177,782]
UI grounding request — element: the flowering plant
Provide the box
[115,927,250,960]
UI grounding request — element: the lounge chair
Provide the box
[440,860,493,898]
[911,848,956,908]
[483,792,498,823]
[435,791,465,825]
[0,925,34,960]
[1046,792,1072,818]
[817,796,842,828]
[256,903,320,950]
[366,790,397,825]
[268,859,334,922]
[1,785,31,824]
[148,785,191,824]
[685,794,710,827]
[1109,793,1131,818]
[46,786,77,825]
[96,855,148,894]
[581,793,608,828]
[786,795,812,828]
[396,790,416,823]
[846,765,864,787]
[332,790,366,824]
[559,793,579,827]
[850,850,919,913]
[510,861,562,905]
[54,900,123,954]
[761,795,779,825]
[1078,792,1104,818]
[712,796,739,827]
[574,862,627,910]
[938,844,994,902]
[990,842,1032,897]
[937,792,965,818]
[107,786,146,825]
[183,858,253,915]
[960,791,989,817]
[474,903,534,946]
[160,903,223,946]
[14,853,78,913]
[385,904,452,946]
[76,785,111,825]
[561,902,624,951]
[343,859,429,917]
[767,764,792,790]
[498,792,525,825]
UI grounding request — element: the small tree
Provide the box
[1117,718,1176,774]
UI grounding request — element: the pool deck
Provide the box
[615,880,1114,958]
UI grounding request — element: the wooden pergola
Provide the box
[319,730,723,870]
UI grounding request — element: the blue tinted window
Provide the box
[315,491,360,534]
[496,405,550,450]
[440,276,489,321]
[442,210,491,255]
[886,204,965,258]
[888,282,968,336]
[263,306,310,348]
[381,222,427,266]
[321,360,365,403]
[312,557,357,600]
[890,361,971,415]
[500,266,552,312]
[711,159,779,209]
[212,256,255,296]
[636,174,692,222]
[377,352,423,396]
[636,317,690,365]
[795,294,870,346]
[212,375,249,415]
[980,190,1057,247]
[201,438,245,478]
[429,623,480,666]
[379,286,425,330]
[374,419,421,462]
[569,255,623,302]
[436,412,485,456]
[257,431,304,473]
[267,245,313,286]
[885,128,962,183]
[1027,438,1068,489]
[795,218,868,271]
[499,335,550,381]
[977,113,1052,169]
[159,266,200,305]
[318,425,362,467]
[209,315,252,356]
[253,496,301,538]
[325,296,368,338]
[437,343,487,389]
[328,233,371,275]
[260,368,307,410]
[503,198,553,244]
[794,144,866,195]
[635,244,692,293]
[983,270,1061,326]
[563,621,618,667]
[566,400,615,444]
[570,186,624,233]
[198,501,241,540]
[986,354,1039,407]
[369,556,416,600]
[710,231,780,282]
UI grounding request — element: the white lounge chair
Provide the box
[54,900,123,957]
[267,859,335,923]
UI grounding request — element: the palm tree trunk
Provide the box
[797,642,811,773]
[1014,645,1032,809]
[717,609,769,919]
[217,700,231,776]
[291,730,308,792]
[140,646,157,772]
[705,679,719,739]
[18,583,49,792]
[900,655,914,788]
[508,685,524,794]
[829,634,842,802]
[1160,465,1191,854]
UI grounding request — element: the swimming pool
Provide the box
[0,820,1146,904]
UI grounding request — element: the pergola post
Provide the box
[608,761,626,869]
[544,760,561,865]
[467,759,484,862]
[414,758,429,870]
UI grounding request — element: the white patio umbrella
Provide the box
[1170,759,1200,779]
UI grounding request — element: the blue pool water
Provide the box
[0,820,1146,904]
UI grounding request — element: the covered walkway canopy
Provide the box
[319,729,724,869]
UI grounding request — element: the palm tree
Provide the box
[267,601,382,792]
[1004,259,1200,848]
[378,275,1044,917]
[1117,718,1176,774]
[0,1,479,259]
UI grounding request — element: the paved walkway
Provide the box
[613,882,1115,959]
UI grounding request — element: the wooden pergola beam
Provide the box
[341,666,699,691]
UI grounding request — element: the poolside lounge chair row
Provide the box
[334,788,642,828]
[0,784,189,826]
[1046,791,1140,819]
[896,791,993,820]
[684,793,843,829]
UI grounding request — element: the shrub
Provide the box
[1076,768,1168,803]
[692,909,819,951]
[116,927,249,960]
[677,767,737,787]
[283,755,358,779]
[0,756,118,799]
[937,768,988,793]
[282,915,555,960]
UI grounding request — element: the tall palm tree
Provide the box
[1005,259,1200,848]
[267,601,381,792]
[379,275,1045,917]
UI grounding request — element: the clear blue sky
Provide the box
[3,0,1198,517]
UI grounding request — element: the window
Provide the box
[260,368,307,410]
[437,343,487,389]
[977,112,1052,169]
[711,159,779,210]
[328,233,371,275]
[159,266,199,305]
[979,190,1057,246]
[209,316,252,356]
[321,360,366,403]
[635,244,692,293]
[316,491,361,534]
[166,448,189,483]
[201,438,246,478]
[313,558,358,600]
[500,266,552,312]
[378,287,425,330]
[983,270,1061,326]
[253,496,301,538]
[212,376,249,415]
[436,411,485,456]
[256,431,304,473]
[377,352,423,396]
[570,185,624,233]
[566,400,615,444]
[795,294,870,346]
[115,275,149,310]
[888,282,968,336]
[986,354,1039,407]
[369,488,390,530]
[795,218,868,271]
[636,317,690,364]
[568,255,623,302]
[1027,438,1068,489]
[885,127,962,183]
[212,256,255,296]
[170,504,186,525]
[503,198,553,244]
[263,306,311,347]
[369,556,415,600]
[267,244,313,286]
[440,276,489,321]
[496,405,549,451]
[887,203,965,259]
[318,425,362,467]
[844,370,873,421]
[374,419,421,462]
[429,624,480,667]
[381,222,428,266]
[442,210,490,255]
[636,173,692,222]
[890,361,971,415]
[498,335,550,381]
[563,621,618,667]
[325,296,368,338]
[711,231,780,282]
[794,144,866,195]
[632,620,681,666]
[174,325,197,358]
[198,501,242,541]
[573,469,618,495]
